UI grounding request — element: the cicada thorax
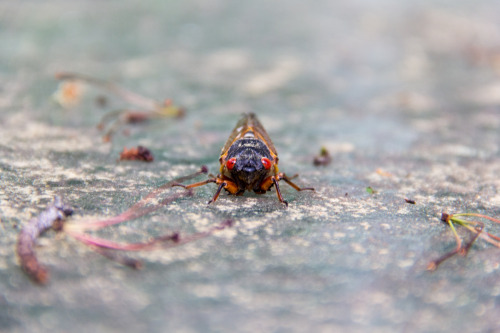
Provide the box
[219,113,279,192]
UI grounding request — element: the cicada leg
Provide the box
[173,178,217,189]
[174,177,239,205]
[277,173,315,192]
[261,173,314,207]
[271,176,288,207]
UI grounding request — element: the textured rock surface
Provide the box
[1,0,500,332]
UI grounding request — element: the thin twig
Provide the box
[66,166,207,232]
[55,72,158,109]
[67,219,233,252]
[428,212,500,271]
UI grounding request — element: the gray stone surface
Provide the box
[1,0,500,332]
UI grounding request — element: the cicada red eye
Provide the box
[226,157,237,170]
[261,157,272,170]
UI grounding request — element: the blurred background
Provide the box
[1,0,500,332]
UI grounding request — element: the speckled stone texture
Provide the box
[1,1,499,332]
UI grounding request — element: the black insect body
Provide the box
[176,113,314,206]
[224,137,273,192]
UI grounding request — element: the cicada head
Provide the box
[223,138,275,189]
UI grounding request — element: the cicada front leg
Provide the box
[261,173,314,207]
[277,173,315,192]
[174,176,239,205]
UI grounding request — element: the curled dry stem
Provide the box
[16,197,73,284]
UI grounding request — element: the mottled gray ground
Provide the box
[1,1,500,332]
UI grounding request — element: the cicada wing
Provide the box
[220,113,278,158]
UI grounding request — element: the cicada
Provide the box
[176,113,314,206]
